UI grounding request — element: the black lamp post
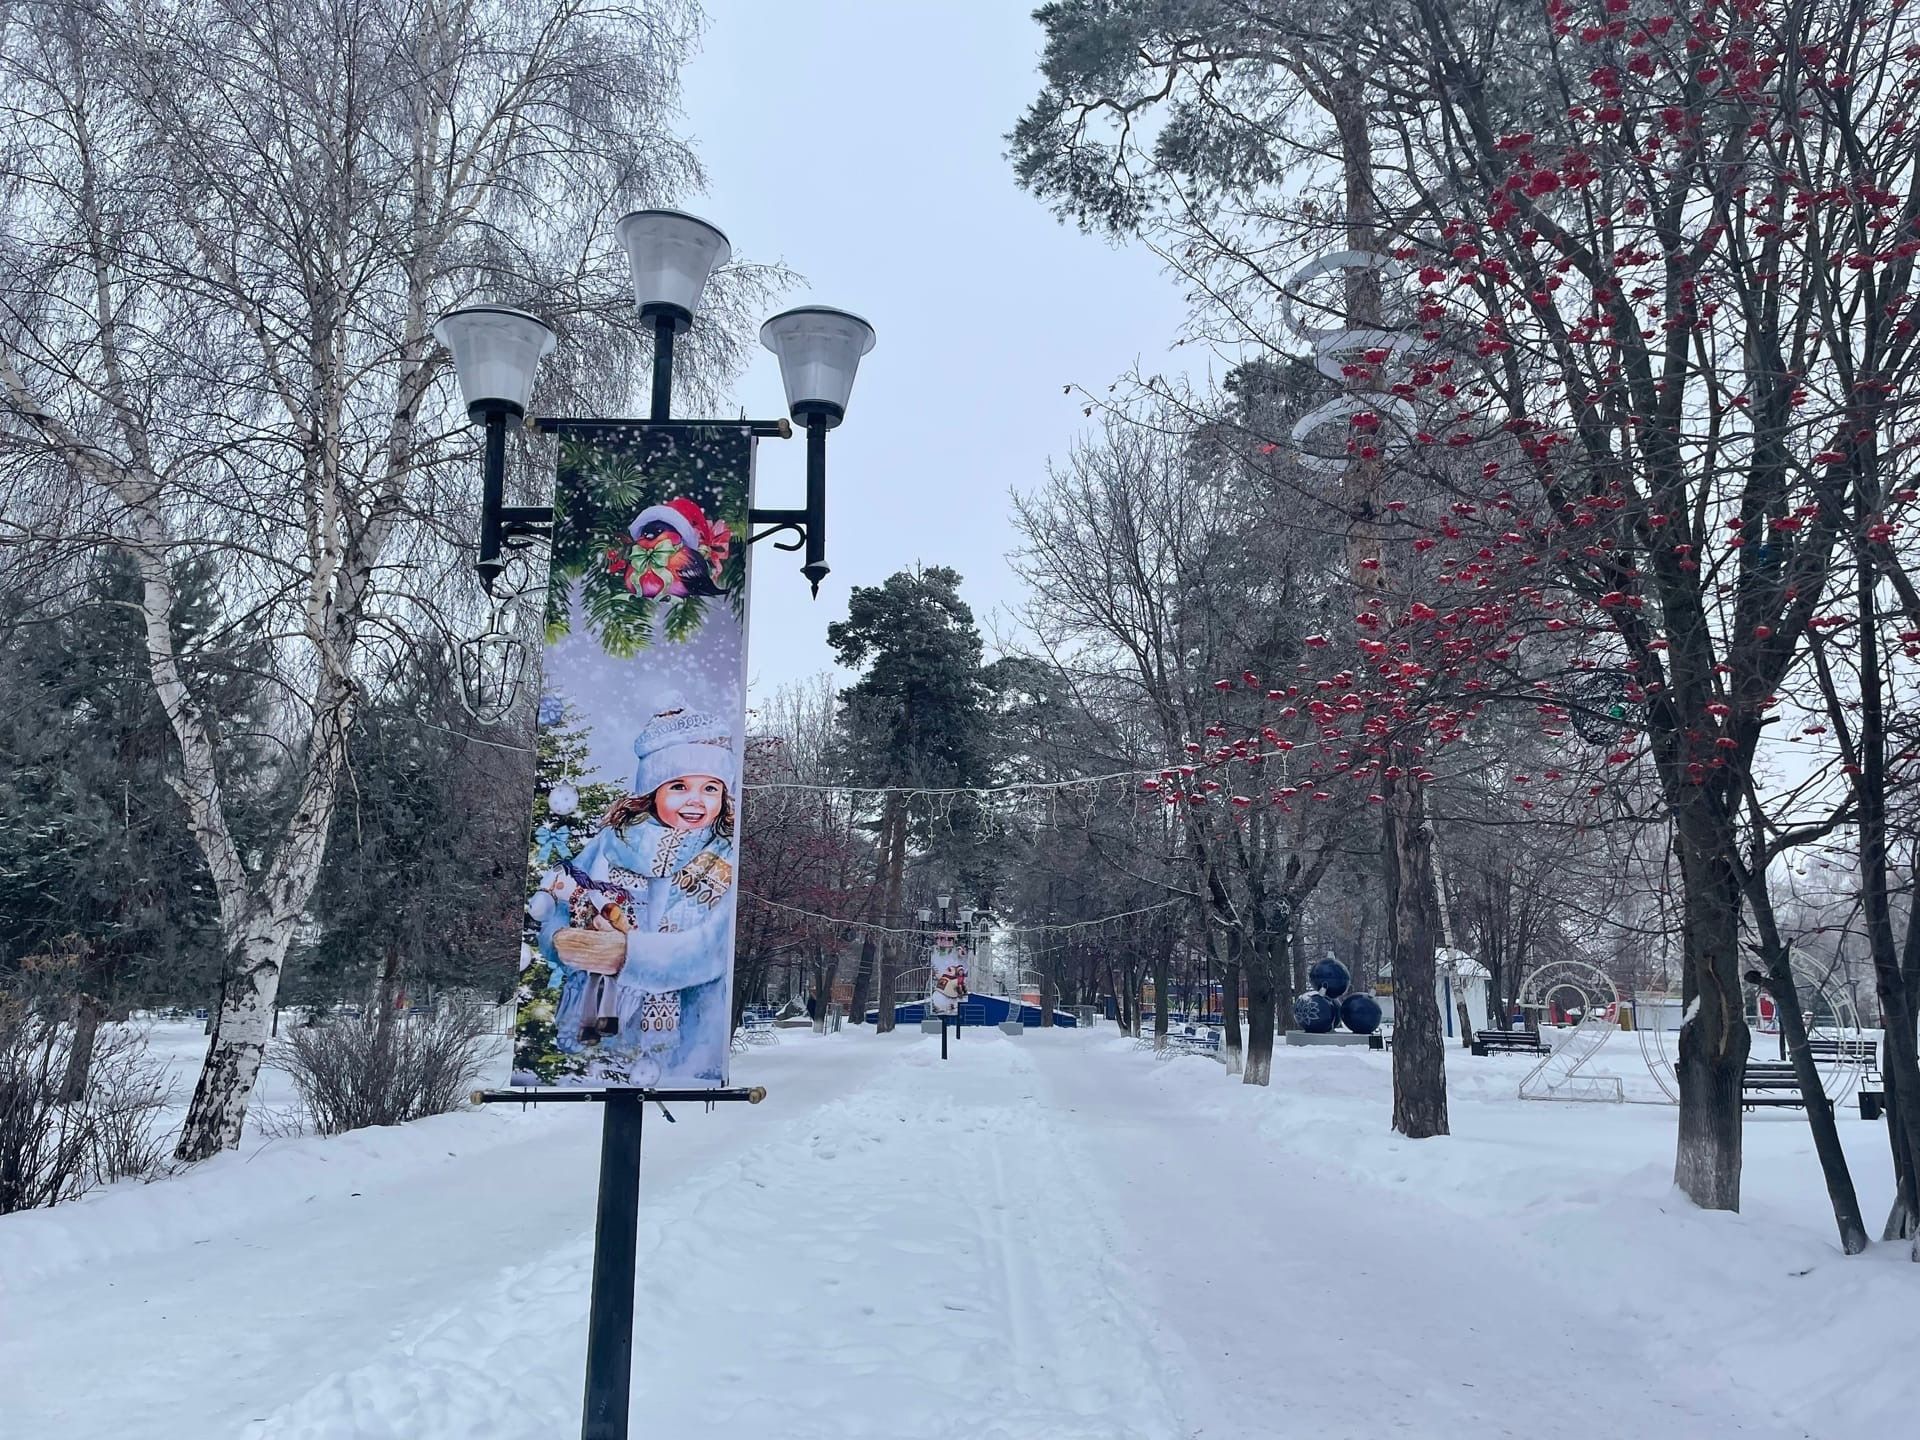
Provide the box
[437,209,873,1440]
[613,208,732,423]
[753,306,876,594]
[434,209,875,601]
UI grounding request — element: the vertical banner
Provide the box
[513,423,754,1088]
[927,934,968,1016]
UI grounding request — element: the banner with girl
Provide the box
[512,424,754,1088]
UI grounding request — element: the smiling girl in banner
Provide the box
[528,703,736,1086]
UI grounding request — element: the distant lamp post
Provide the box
[437,208,876,714]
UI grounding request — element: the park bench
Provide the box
[1157,1025,1223,1061]
[730,1008,781,1052]
[1742,1046,1885,1119]
[1799,1038,1883,1118]
[1805,1037,1879,1067]
[1806,1037,1885,1119]
[1740,1062,1811,1110]
[1470,1029,1549,1057]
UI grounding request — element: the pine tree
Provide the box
[300,650,539,1011]
[827,567,998,1031]
[0,554,268,1087]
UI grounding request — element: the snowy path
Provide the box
[240,1030,1180,1439]
[5,1025,1906,1438]
[1022,1040,1817,1440]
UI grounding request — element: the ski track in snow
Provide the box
[245,1031,1180,1440]
[6,1025,1912,1439]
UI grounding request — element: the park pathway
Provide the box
[5,1026,1824,1438]
[239,1026,1182,1439]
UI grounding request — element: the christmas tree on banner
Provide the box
[514,693,628,1080]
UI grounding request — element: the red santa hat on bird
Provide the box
[630,497,722,555]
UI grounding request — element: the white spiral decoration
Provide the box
[1281,249,1419,474]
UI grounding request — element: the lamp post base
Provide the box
[470,1086,765,1439]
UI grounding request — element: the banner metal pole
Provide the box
[470,1086,764,1438]
[581,1089,645,1439]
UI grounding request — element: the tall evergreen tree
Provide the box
[299,651,534,1012]
[0,554,269,1087]
[827,567,997,1030]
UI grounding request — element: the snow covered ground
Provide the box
[2,1022,1912,1439]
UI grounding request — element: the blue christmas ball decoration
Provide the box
[1309,958,1351,999]
[1293,992,1339,1033]
[1339,992,1383,1035]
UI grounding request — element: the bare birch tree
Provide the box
[0,0,774,1159]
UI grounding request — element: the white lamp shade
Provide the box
[616,209,731,318]
[433,305,556,417]
[760,306,876,424]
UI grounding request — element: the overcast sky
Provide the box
[675,0,1195,704]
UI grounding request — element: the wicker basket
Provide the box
[554,928,627,976]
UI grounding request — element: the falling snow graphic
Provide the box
[514,423,756,1089]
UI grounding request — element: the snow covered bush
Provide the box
[274,1002,494,1135]
[0,991,173,1213]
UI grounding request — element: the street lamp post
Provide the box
[435,209,875,604]
[442,209,872,1440]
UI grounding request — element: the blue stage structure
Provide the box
[866,993,1078,1028]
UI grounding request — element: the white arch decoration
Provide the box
[1636,952,1872,1108]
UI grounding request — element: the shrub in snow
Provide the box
[275,1002,494,1135]
[0,987,173,1213]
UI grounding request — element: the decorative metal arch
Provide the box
[1516,960,1625,1103]
[1637,951,1871,1108]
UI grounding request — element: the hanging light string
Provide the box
[737,891,1182,937]
[744,767,1162,797]
[743,744,1303,800]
